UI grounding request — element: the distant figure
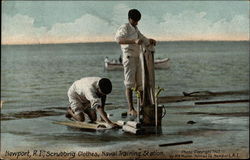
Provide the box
[104,57,109,63]
[0,100,4,108]
[66,77,118,128]
[119,55,122,63]
[115,9,156,116]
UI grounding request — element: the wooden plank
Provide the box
[158,90,249,103]
[53,121,112,130]
[183,90,249,97]
[159,141,193,147]
[195,99,249,105]
[210,90,249,96]
[158,96,205,103]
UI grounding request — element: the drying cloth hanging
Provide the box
[140,43,155,106]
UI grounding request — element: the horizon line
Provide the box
[2,40,249,46]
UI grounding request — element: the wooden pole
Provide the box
[137,96,140,123]
[195,99,249,105]
[155,97,158,127]
[159,141,193,147]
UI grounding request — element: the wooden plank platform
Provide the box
[53,121,116,131]
[195,99,249,105]
[158,95,206,103]
[158,90,249,103]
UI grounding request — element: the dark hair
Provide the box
[98,78,112,94]
[128,9,141,21]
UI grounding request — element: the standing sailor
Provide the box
[115,9,156,116]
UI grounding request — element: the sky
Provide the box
[2,1,249,44]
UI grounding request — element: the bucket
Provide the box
[141,104,163,126]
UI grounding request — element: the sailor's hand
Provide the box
[108,122,119,129]
[149,39,156,45]
[135,39,143,45]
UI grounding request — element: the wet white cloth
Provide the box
[67,77,103,114]
[140,44,155,106]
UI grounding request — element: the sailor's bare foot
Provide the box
[128,109,137,116]
[65,108,73,119]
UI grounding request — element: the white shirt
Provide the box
[69,77,102,109]
[115,23,148,57]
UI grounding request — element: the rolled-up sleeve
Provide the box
[85,88,102,109]
[115,25,127,42]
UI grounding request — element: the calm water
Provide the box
[1,41,249,156]
[1,41,249,111]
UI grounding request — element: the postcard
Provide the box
[1,1,249,159]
